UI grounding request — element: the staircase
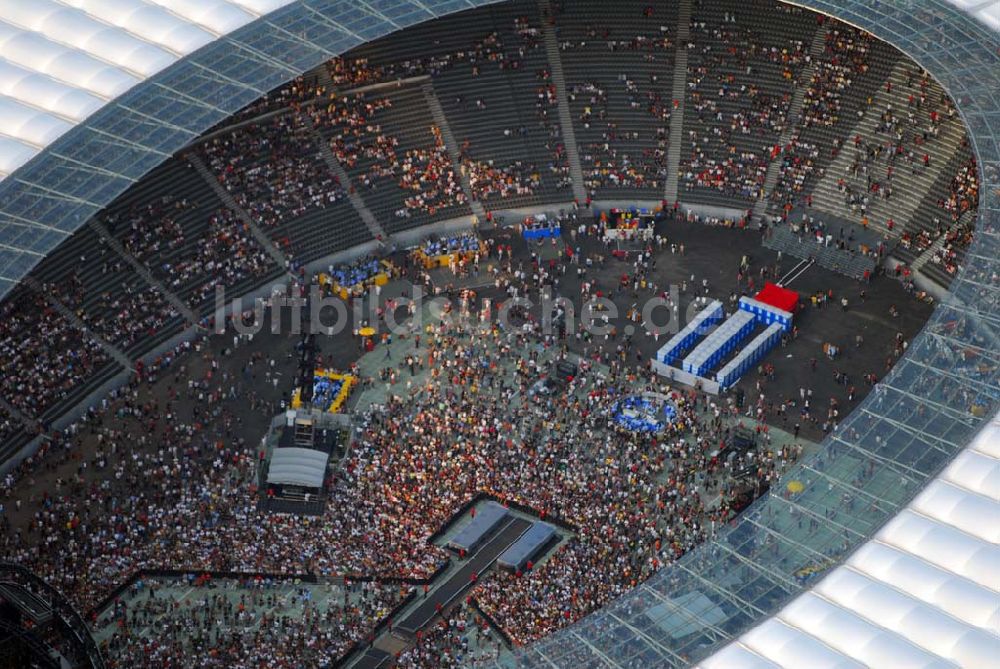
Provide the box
[420,82,487,222]
[763,225,876,280]
[910,233,947,273]
[538,0,588,206]
[21,276,134,369]
[88,218,202,327]
[664,0,693,203]
[752,24,829,223]
[187,153,294,276]
[807,59,968,235]
[294,417,316,448]
[314,60,335,93]
[300,113,388,241]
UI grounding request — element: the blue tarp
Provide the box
[498,522,557,570]
[447,501,509,553]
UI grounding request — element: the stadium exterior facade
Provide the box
[0,1,996,667]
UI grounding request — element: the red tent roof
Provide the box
[755,282,799,313]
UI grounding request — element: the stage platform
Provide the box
[352,648,394,669]
[395,516,530,638]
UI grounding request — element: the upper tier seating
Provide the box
[29,226,183,358]
[553,0,678,199]
[101,159,282,314]
[807,62,969,238]
[768,24,899,212]
[329,0,572,211]
[311,86,472,234]
[0,286,118,422]
[680,0,815,206]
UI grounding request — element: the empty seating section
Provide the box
[310,86,471,235]
[769,25,899,211]
[656,300,724,365]
[554,0,677,199]
[0,286,118,422]
[716,322,782,388]
[101,159,280,314]
[681,0,814,206]
[28,226,183,357]
[682,309,756,376]
[340,0,569,211]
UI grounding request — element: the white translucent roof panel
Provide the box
[0,97,73,147]
[738,619,867,669]
[846,544,1000,631]
[0,60,104,122]
[701,412,1000,669]
[0,0,296,181]
[814,570,999,669]
[59,0,216,54]
[0,135,37,176]
[945,0,1000,29]
[143,0,259,34]
[694,643,783,669]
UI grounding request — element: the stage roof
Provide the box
[266,446,328,489]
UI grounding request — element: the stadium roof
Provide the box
[693,411,1000,669]
[0,0,295,180]
[0,1,994,666]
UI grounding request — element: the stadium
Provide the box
[0,0,996,667]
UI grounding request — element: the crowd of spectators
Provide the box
[770,25,878,209]
[395,125,468,219]
[164,209,276,307]
[930,220,975,277]
[801,26,874,130]
[556,2,675,196]
[941,155,979,222]
[396,604,502,667]
[570,80,670,194]
[681,7,809,201]
[313,94,395,174]
[97,577,405,668]
[0,288,111,419]
[831,68,957,227]
[83,280,178,351]
[0,229,803,663]
[108,196,193,264]
[465,156,542,201]
[198,114,345,229]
